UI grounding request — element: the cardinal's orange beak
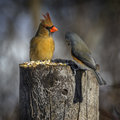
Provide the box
[50,26,58,33]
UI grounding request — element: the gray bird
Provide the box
[65,32,106,85]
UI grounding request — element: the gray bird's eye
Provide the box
[66,39,71,46]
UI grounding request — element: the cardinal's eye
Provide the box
[46,25,54,30]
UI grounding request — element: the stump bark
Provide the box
[19,60,99,120]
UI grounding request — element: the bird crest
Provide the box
[41,12,53,27]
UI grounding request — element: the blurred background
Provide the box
[0,0,120,119]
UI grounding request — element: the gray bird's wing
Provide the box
[72,49,96,70]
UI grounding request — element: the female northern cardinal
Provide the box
[30,13,58,61]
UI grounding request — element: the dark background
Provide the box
[0,0,120,119]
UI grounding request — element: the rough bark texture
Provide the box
[19,61,99,120]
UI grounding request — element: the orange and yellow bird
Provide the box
[65,32,106,85]
[30,13,58,61]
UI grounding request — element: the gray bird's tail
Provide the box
[93,71,106,85]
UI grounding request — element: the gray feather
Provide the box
[93,71,106,85]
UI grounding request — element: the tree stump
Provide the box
[19,60,99,120]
